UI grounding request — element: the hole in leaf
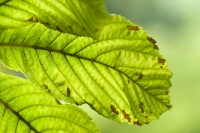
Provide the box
[110,104,119,115]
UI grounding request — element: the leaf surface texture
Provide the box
[0,0,109,38]
[0,15,172,125]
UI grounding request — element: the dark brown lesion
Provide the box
[110,104,119,115]
[139,102,144,113]
[67,88,70,97]
[56,99,61,105]
[165,91,169,95]
[138,73,143,80]
[126,25,139,31]
[158,58,166,65]
[69,26,73,32]
[122,110,131,122]
[27,16,38,22]
[147,36,159,50]
[43,84,51,92]
[56,25,62,32]
[133,121,142,126]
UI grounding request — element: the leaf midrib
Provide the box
[0,43,168,106]
[0,98,39,133]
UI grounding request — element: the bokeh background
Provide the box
[1,0,200,133]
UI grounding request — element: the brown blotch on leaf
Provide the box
[133,121,142,126]
[128,80,130,83]
[165,91,169,95]
[94,29,99,32]
[67,88,70,97]
[150,111,152,114]
[147,36,159,50]
[145,116,148,118]
[28,16,34,21]
[158,58,166,65]
[75,102,79,106]
[56,25,62,32]
[145,121,150,125]
[82,27,86,31]
[69,26,73,32]
[122,110,131,122]
[126,25,139,31]
[138,73,143,80]
[43,84,48,89]
[56,99,61,105]
[160,66,163,69]
[45,22,50,25]
[139,103,144,113]
[110,104,119,115]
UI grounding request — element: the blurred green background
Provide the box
[0,0,200,133]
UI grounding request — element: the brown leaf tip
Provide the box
[110,104,119,115]
[67,88,70,97]
[126,25,139,31]
[122,110,131,122]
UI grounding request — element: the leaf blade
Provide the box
[0,15,172,125]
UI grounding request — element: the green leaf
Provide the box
[0,0,110,38]
[0,15,172,125]
[0,73,99,133]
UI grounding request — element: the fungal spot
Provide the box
[43,84,48,89]
[67,88,70,97]
[158,58,166,65]
[138,73,143,80]
[110,104,119,115]
[75,102,79,106]
[167,105,173,110]
[147,36,159,50]
[69,26,73,32]
[82,27,86,31]
[126,25,139,31]
[28,16,34,21]
[128,80,130,83]
[43,84,51,92]
[94,29,99,32]
[56,99,61,105]
[160,66,163,69]
[45,22,50,25]
[150,111,152,114]
[139,103,144,113]
[145,116,148,118]
[133,121,142,126]
[56,25,62,32]
[122,110,131,122]
[165,91,169,95]
[145,121,150,125]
